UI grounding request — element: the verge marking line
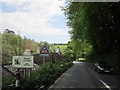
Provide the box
[48,72,66,89]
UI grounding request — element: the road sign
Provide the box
[40,46,49,54]
[40,45,49,56]
[12,56,34,68]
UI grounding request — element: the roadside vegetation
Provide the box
[2,29,39,64]
[2,2,120,89]
[50,44,67,55]
[2,60,73,90]
[1,29,72,89]
[1,29,68,64]
[63,2,120,73]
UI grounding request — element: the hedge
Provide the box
[2,60,73,90]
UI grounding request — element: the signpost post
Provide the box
[12,56,34,88]
[40,44,49,69]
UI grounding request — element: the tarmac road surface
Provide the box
[49,61,120,90]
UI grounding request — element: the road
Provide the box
[49,61,120,90]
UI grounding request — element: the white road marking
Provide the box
[49,84,54,89]
[48,72,66,90]
[54,77,61,84]
[49,63,113,90]
[92,69,112,90]
[100,80,112,90]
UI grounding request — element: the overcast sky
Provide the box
[0,0,70,43]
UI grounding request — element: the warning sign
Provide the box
[40,45,49,56]
[40,46,49,54]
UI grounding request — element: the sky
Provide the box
[0,0,70,43]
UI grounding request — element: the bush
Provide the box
[2,60,73,89]
[2,77,16,90]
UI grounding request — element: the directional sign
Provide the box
[12,56,34,68]
[40,45,49,56]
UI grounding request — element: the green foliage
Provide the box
[63,2,120,69]
[23,37,39,53]
[49,44,67,54]
[38,41,49,47]
[2,61,73,89]
[87,47,120,73]
[64,40,92,61]
[2,29,39,64]
[64,2,120,53]
[2,32,24,64]
[2,77,16,89]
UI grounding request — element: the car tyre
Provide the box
[94,67,96,71]
[97,69,101,73]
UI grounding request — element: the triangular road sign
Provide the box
[40,46,49,54]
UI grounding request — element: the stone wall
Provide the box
[2,66,15,82]
[33,53,68,65]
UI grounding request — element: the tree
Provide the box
[2,29,39,64]
[63,2,120,71]
[63,2,120,54]
[2,30,24,64]
[23,37,39,53]
[4,29,15,34]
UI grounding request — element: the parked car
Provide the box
[94,61,114,73]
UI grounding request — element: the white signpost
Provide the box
[40,44,49,68]
[12,56,34,88]
[12,56,34,68]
